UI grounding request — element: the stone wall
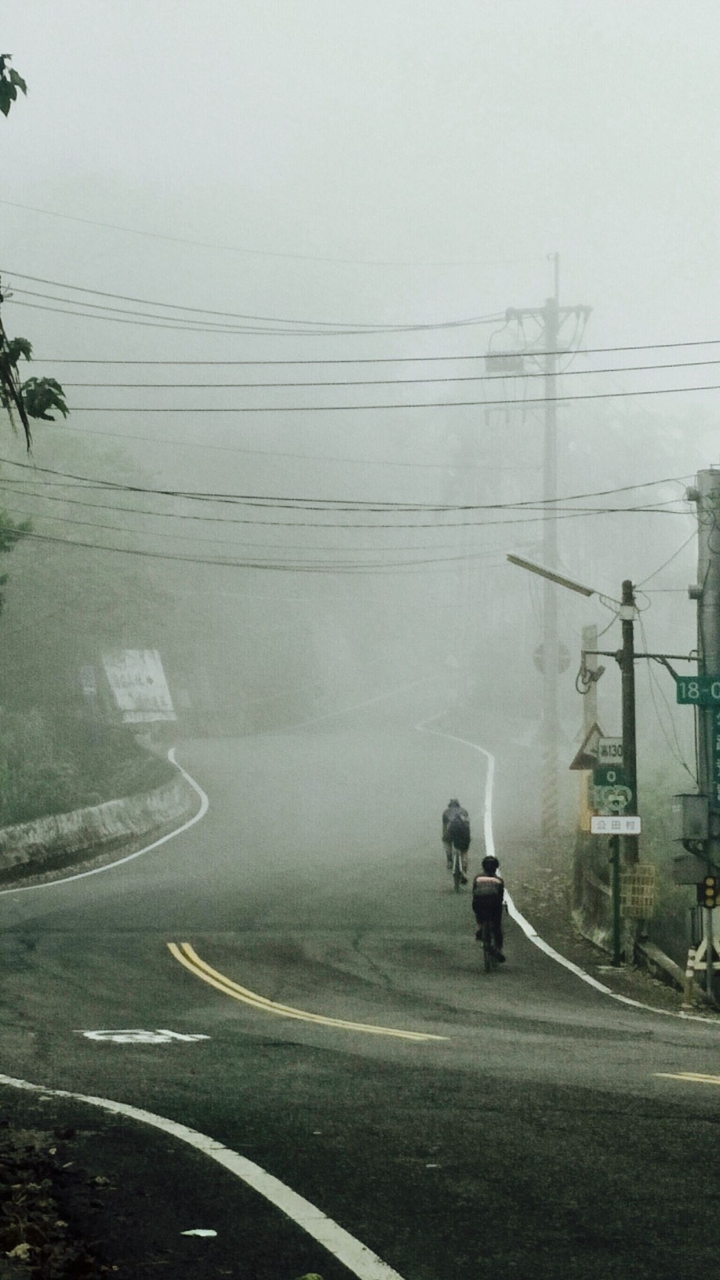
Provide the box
[0,774,199,880]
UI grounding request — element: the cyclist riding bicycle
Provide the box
[442,799,461,866]
[442,799,470,883]
[472,855,505,962]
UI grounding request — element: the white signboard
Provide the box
[591,815,642,835]
[102,649,177,723]
[598,737,623,765]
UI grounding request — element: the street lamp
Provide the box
[508,555,642,967]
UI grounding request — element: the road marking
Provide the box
[0,1073,408,1280]
[0,749,209,895]
[168,942,448,1042]
[654,1072,720,1086]
[76,1028,210,1044]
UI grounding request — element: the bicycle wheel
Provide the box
[482,920,497,972]
[453,851,462,892]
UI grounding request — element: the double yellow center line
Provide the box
[655,1072,720,1086]
[168,942,448,1042]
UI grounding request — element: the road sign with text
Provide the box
[591,815,642,835]
[598,737,623,764]
[676,675,720,705]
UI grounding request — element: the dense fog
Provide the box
[0,1,718,844]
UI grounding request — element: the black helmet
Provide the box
[448,798,460,807]
[482,856,499,873]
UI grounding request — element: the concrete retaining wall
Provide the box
[0,773,198,879]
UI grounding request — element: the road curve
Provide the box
[0,719,717,1279]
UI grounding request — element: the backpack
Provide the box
[447,812,471,849]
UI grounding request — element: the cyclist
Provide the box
[442,799,461,867]
[443,801,471,884]
[472,855,505,961]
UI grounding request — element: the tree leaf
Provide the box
[0,82,13,116]
[20,376,70,421]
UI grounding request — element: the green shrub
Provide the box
[0,710,175,826]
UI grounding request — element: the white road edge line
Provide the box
[0,749,209,895]
[0,1073,407,1280]
[416,717,720,1029]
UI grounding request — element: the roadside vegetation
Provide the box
[0,710,175,827]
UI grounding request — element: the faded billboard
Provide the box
[101,650,177,723]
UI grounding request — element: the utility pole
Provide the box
[506,260,591,857]
[687,469,720,999]
[620,579,639,866]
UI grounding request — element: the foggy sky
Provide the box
[0,1,717,770]
[2,1,719,349]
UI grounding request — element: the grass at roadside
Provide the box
[0,710,175,827]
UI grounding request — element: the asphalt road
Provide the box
[0,708,719,1279]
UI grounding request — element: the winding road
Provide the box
[0,702,717,1279]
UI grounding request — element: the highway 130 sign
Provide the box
[598,737,623,764]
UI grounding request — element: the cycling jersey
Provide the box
[472,873,504,904]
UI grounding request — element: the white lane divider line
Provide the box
[0,748,209,895]
[416,719,720,1029]
[0,1073,408,1280]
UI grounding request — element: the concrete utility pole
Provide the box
[620,580,639,867]
[687,469,720,997]
[506,261,591,856]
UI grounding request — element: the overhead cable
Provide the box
[61,384,720,412]
[33,338,720,365]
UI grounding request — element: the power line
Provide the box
[2,270,503,332]
[0,455,690,509]
[0,198,508,268]
[6,297,504,339]
[43,422,540,472]
[31,338,720,365]
[56,358,720,390]
[0,480,685,535]
[10,519,682,575]
[637,531,697,587]
[60,383,720,412]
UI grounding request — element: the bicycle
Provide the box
[477,917,499,972]
[450,844,467,892]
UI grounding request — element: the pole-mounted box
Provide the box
[671,794,709,843]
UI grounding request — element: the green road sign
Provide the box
[593,765,626,788]
[676,675,720,705]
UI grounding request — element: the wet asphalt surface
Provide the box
[0,702,718,1279]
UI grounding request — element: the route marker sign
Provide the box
[676,675,720,705]
[591,815,642,835]
[593,765,626,788]
[598,737,623,764]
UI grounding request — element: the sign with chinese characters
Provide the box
[590,815,642,835]
[101,650,177,723]
[598,737,623,765]
[620,864,657,917]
